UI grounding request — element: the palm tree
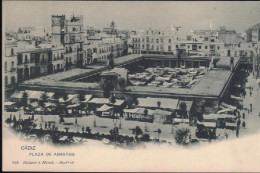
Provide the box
[179,102,187,119]
[39,92,49,107]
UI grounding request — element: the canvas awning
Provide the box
[204,114,236,120]
[30,102,39,108]
[123,108,139,113]
[173,118,189,123]
[45,102,56,107]
[4,102,16,106]
[217,108,234,114]
[66,104,81,109]
[230,95,242,101]
[97,104,113,112]
[82,95,93,103]
[153,109,172,116]
[11,90,24,99]
[221,103,237,110]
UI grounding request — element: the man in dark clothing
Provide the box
[242,113,245,119]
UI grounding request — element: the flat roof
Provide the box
[21,54,240,99]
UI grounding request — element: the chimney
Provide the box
[230,57,234,72]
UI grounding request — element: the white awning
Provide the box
[204,114,236,120]
[221,103,237,110]
[97,104,113,112]
[174,118,189,123]
[66,104,81,108]
[230,95,242,101]
[123,108,139,113]
[4,102,16,106]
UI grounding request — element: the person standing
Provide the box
[242,113,245,119]
[242,121,246,128]
[236,119,241,138]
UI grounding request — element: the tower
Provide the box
[51,15,66,47]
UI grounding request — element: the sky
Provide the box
[3,1,260,35]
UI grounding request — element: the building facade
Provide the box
[51,15,84,70]
[17,48,52,82]
[4,39,18,86]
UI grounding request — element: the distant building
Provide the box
[4,39,18,87]
[17,26,47,41]
[17,47,52,82]
[245,23,260,44]
[103,20,117,35]
[51,14,84,70]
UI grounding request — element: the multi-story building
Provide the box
[140,28,178,55]
[245,23,260,44]
[4,39,18,86]
[51,15,84,70]
[17,48,52,82]
[51,46,65,73]
[17,26,48,41]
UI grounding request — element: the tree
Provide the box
[175,127,190,145]
[19,91,29,107]
[62,93,69,102]
[117,77,126,89]
[179,102,187,119]
[78,91,85,102]
[53,92,61,100]
[39,92,49,107]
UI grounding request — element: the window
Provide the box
[217,46,220,50]
[169,39,171,43]
[41,55,44,62]
[5,61,7,71]
[146,37,149,42]
[188,45,190,49]
[5,76,8,85]
[11,48,14,56]
[198,46,201,49]
[142,38,145,42]
[25,55,28,63]
[156,39,159,43]
[160,38,163,43]
[158,32,160,35]
[176,45,179,49]
[142,45,145,49]
[205,46,208,49]
[168,46,172,51]
[151,45,154,50]
[11,76,15,84]
[11,61,14,69]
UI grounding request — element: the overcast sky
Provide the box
[3,1,260,34]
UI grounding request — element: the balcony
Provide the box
[10,67,16,72]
